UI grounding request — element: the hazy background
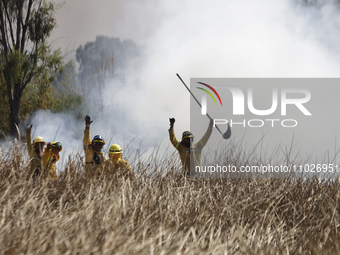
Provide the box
[21,0,340,169]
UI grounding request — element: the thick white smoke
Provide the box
[5,0,340,170]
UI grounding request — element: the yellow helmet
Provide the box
[33,136,46,144]
[51,141,62,152]
[182,131,194,139]
[108,144,122,154]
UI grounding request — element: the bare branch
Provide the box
[0,7,8,56]
[21,0,34,54]
[15,0,24,51]
[4,5,16,48]
[1,8,14,56]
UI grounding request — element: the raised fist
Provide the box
[169,118,175,126]
[46,142,52,150]
[85,115,93,127]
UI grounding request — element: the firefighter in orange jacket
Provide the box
[83,115,107,175]
[42,141,62,181]
[26,124,46,179]
[169,118,213,175]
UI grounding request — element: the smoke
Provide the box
[124,0,340,162]
[4,0,340,169]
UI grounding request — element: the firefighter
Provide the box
[103,144,134,180]
[83,115,107,175]
[169,118,213,175]
[42,141,62,181]
[26,124,46,179]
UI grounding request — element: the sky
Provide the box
[19,0,340,171]
[50,0,163,55]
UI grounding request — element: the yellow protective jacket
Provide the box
[169,123,213,174]
[27,131,43,178]
[83,127,107,175]
[42,148,59,181]
[100,154,134,179]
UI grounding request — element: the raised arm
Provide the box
[168,118,180,148]
[197,119,213,149]
[26,124,33,157]
[83,115,93,150]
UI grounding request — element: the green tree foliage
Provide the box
[49,60,83,117]
[20,61,82,117]
[0,59,83,139]
[0,0,63,136]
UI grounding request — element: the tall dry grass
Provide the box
[1,142,340,254]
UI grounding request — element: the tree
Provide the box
[0,0,62,136]
[75,36,141,114]
[76,36,141,82]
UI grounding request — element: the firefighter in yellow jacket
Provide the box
[102,144,134,180]
[169,118,213,175]
[26,124,46,179]
[83,115,107,175]
[42,141,62,181]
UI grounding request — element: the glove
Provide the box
[46,142,52,150]
[26,124,32,134]
[85,115,93,127]
[169,118,175,126]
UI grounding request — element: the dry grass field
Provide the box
[1,143,340,254]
